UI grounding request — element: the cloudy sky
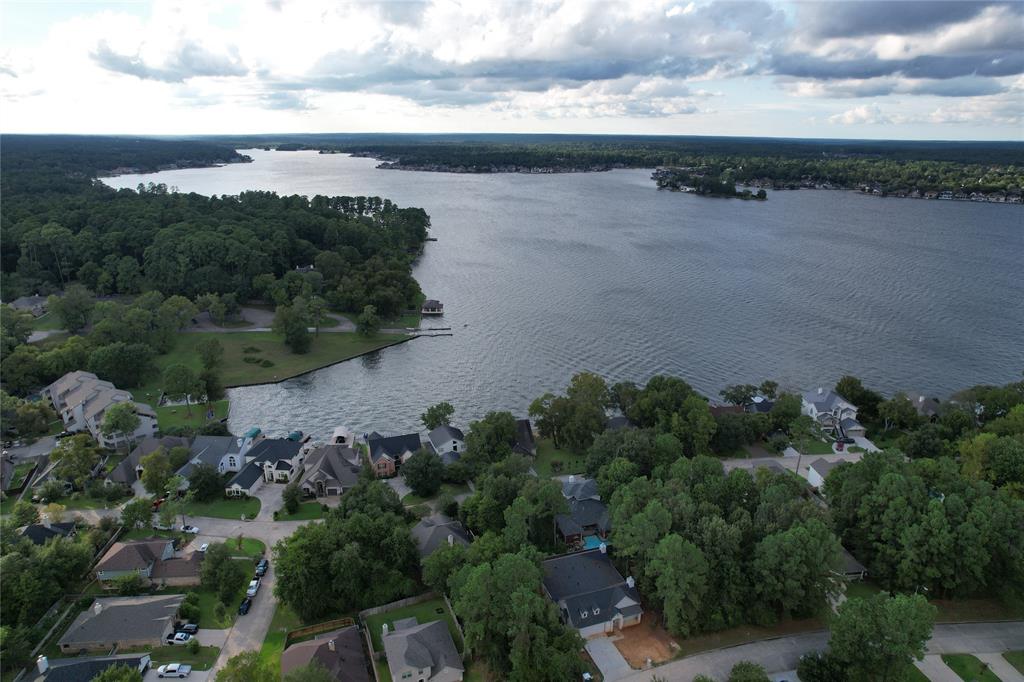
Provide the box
[1,0,1021,139]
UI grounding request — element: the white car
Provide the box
[157,663,192,678]
[180,525,200,534]
[166,632,192,644]
[246,578,261,598]
[198,543,209,553]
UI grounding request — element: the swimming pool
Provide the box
[583,536,608,550]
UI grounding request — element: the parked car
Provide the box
[246,578,261,598]
[54,431,73,440]
[838,436,855,444]
[165,632,192,645]
[176,623,198,635]
[238,597,252,615]
[255,558,269,576]
[180,525,200,534]
[199,543,209,553]
[153,522,174,531]
[157,663,192,678]
[836,442,845,452]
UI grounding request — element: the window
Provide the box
[228,456,237,468]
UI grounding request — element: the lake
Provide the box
[104,150,1024,439]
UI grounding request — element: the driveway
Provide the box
[585,638,633,682]
[618,622,1024,681]
[5,436,56,462]
[194,629,229,648]
[385,477,412,500]
[976,653,1024,682]
[915,655,961,682]
[851,436,880,452]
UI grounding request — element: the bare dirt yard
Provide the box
[612,620,679,668]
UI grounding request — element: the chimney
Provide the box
[817,387,823,395]
[447,534,454,546]
[42,517,51,529]
[918,396,925,403]
[93,602,102,616]
[599,542,607,554]
[626,576,635,589]
[328,638,336,652]
[568,475,575,483]
[37,656,49,673]
[382,623,389,636]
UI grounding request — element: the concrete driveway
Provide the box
[5,436,56,461]
[976,653,1024,682]
[851,436,880,452]
[194,629,229,648]
[585,638,633,682]
[144,668,210,681]
[915,655,961,682]
[386,476,412,500]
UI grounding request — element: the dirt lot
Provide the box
[612,620,679,668]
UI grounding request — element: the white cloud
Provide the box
[828,104,892,125]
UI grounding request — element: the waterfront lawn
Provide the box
[31,313,64,331]
[1005,651,1024,675]
[941,654,1000,682]
[401,483,471,506]
[258,603,303,671]
[278,502,324,520]
[182,496,260,520]
[155,400,229,431]
[148,645,220,670]
[366,598,462,653]
[533,439,586,478]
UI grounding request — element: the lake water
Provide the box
[104,150,1024,439]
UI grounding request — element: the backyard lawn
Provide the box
[182,496,261,520]
[365,598,463,654]
[1005,651,1024,674]
[259,603,304,670]
[31,313,64,331]
[401,483,471,506]
[941,654,1001,682]
[57,491,128,510]
[155,400,229,431]
[278,501,324,521]
[533,439,586,478]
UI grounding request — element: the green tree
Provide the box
[120,497,153,530]
[307,296,327,337]
[188,464,224,502]
[48,283,94,333]
[273,304,312,353]
[196,337,224,370]
[402,450,444,498]
[51,434,101,488]
[11,500,39,527]
[878,392,921,431]
[596,457,639,500]
[214,651,276,682]
[201,543,249,605]
[157,295,199,332]
[163,364,201,417]
[752,519,842,622]
[463,411,517,470]
[101,402,141,449]
[140,449,172,496]
[421,401,455,430]
[758,380,779,399]
[282,481,302,514]
[356,304,380,336]
[0,305,33,355]
[88,342,156,387]
[422,542,468,594]
[283,662,335,682]
[113,572,147,596]
[829,593,936,682]
[91,665,143,682]
[646,534,708,637]
[671,395,717,457]
[728,661,771,682]
[720,384,758,405]
[770,393,802,431]
[0,626,33,672]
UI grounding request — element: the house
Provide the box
[841,547,868,581]
[280,625,370,682]
[411,515,471,560]
[58,594,183,653]
[43,371,158,449]
[299,444,363,498]
[541,548,643,638]
[744,396,776,414]
[802,388,863,437]
[9,294,49,317]
[421,299,444,315]
[555,477,610,547]
[32,653,151,682]
[94,538,202,588]
[807,458,843,490]
[176,431,259,480]
[19,520,76,546]
[512,418,536,457]
[909,394,942,420]
[605,415,635,431]
[107,435,190,488]
[427,425,464,465]
[367,432,422,477]
[225,438,307,496]
[382,618,463,682]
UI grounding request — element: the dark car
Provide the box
[238,598,252,615]
[255,559,269,577]
[838,437,855,444]
[177,623,198,635]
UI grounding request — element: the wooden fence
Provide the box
[283,617,356,650]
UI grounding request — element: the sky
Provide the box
[1,0,1022,140]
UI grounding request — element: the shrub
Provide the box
[187,638,200,655]
[242,346,261,354]
[214,601,227,624]
[282,482,301,514]
[259,359,274,368]
[438,492,458,518]
[113,573,147,596]
[767,432,789,453]
[798,652,850,682]
[551,460,563,473]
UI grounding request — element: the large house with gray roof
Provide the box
[280,625,370,681]
[411,515,471,560]
[367,432,422,478]
[298,444,362,498]
[32,653,151,682]
[94,538,201,588]
[43,371,157,449]
[106,435,190,489]
[225,438,307,496]
[555,477,611,547]
[382,618,463,682]
[58,595,183,653]
[542,548,643,638]
[802,388,865,438]
[426,425,464,465]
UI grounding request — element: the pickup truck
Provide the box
[165,632,192,645]
[157,663,192,678]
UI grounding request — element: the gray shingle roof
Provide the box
[20,522,76,546]
[427,425,464,451]
[95,539,169,572]
[809,458,842,480]
[367,432,421,464]
[556,499,610,537]
[280,625,370,681]
[110,436,189,484]
[299,445,362,492]
[542,549,641,629]
[227,438,302,489]
[59,595,183,649]
[803,390,854,413]
[383,619,463,678]
[178,435,243,478]
[411,515,471,559]
[562,477,599,502]
[34,654,150,682]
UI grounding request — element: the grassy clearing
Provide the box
[155,400,230,431]
[675,616,826,658]
[401,483,471,506]
[193,589,236,629]
[845,580,883,601]
[933,596,1023,623]
[278,501,324,521]
[148,644,220,670]
[182,496,260,520]
[122,528,182,542]
[901,665,931,681]
[258,602,304,671]
[533,439,586,478]
[225,537,266,558]
[942,654,1001,682]
[1004,651,1024,674]
[7,461,36,489]
[31,313,64,331]
[365,598,463,653]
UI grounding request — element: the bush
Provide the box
[214,601,227,624]
[728,661,770,682]
[767,432,789,453]
[798,652,850,682]
[259,359,274,368]
[113,573,147,596]
[76,596,95,610]
[179,593,201,623]
[187,638,200,655]
[242,346,261,354]
[551,460,563,473]
[438,492,458,518]
[282,482,301,514]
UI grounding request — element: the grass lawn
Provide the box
[1004,651,1024,674]
[7,461,36,489]
[155,400,229,431]
[942,654,1001,682]
[278,501,324,521]
[58,492,127,510]
[868,429,903,450]
[258,603,304,671]
[365,598,463,653]
[134,330,407,401]
[675,616,826,658]
[31,312,64,331]
[148,645,220,670]
[122,528,182,542]
[901,664,931,681]
[932,596,1023,623]
[101,454,126,475]
[375,660,393,682]
[401,483,471,506]
[845,580,883,601]
[794,437,835,455]
[0,495,19,516]
[182,496,261,520]
[533,439,586,478]
[225,537,266,559]
[338,311,421,329]
[193,589,237,629]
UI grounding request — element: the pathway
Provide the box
[977,653,1024,682]
[586,637,633,682]
[618,622,1024,682]
[915,655,961,682]
[183,306,409,335]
